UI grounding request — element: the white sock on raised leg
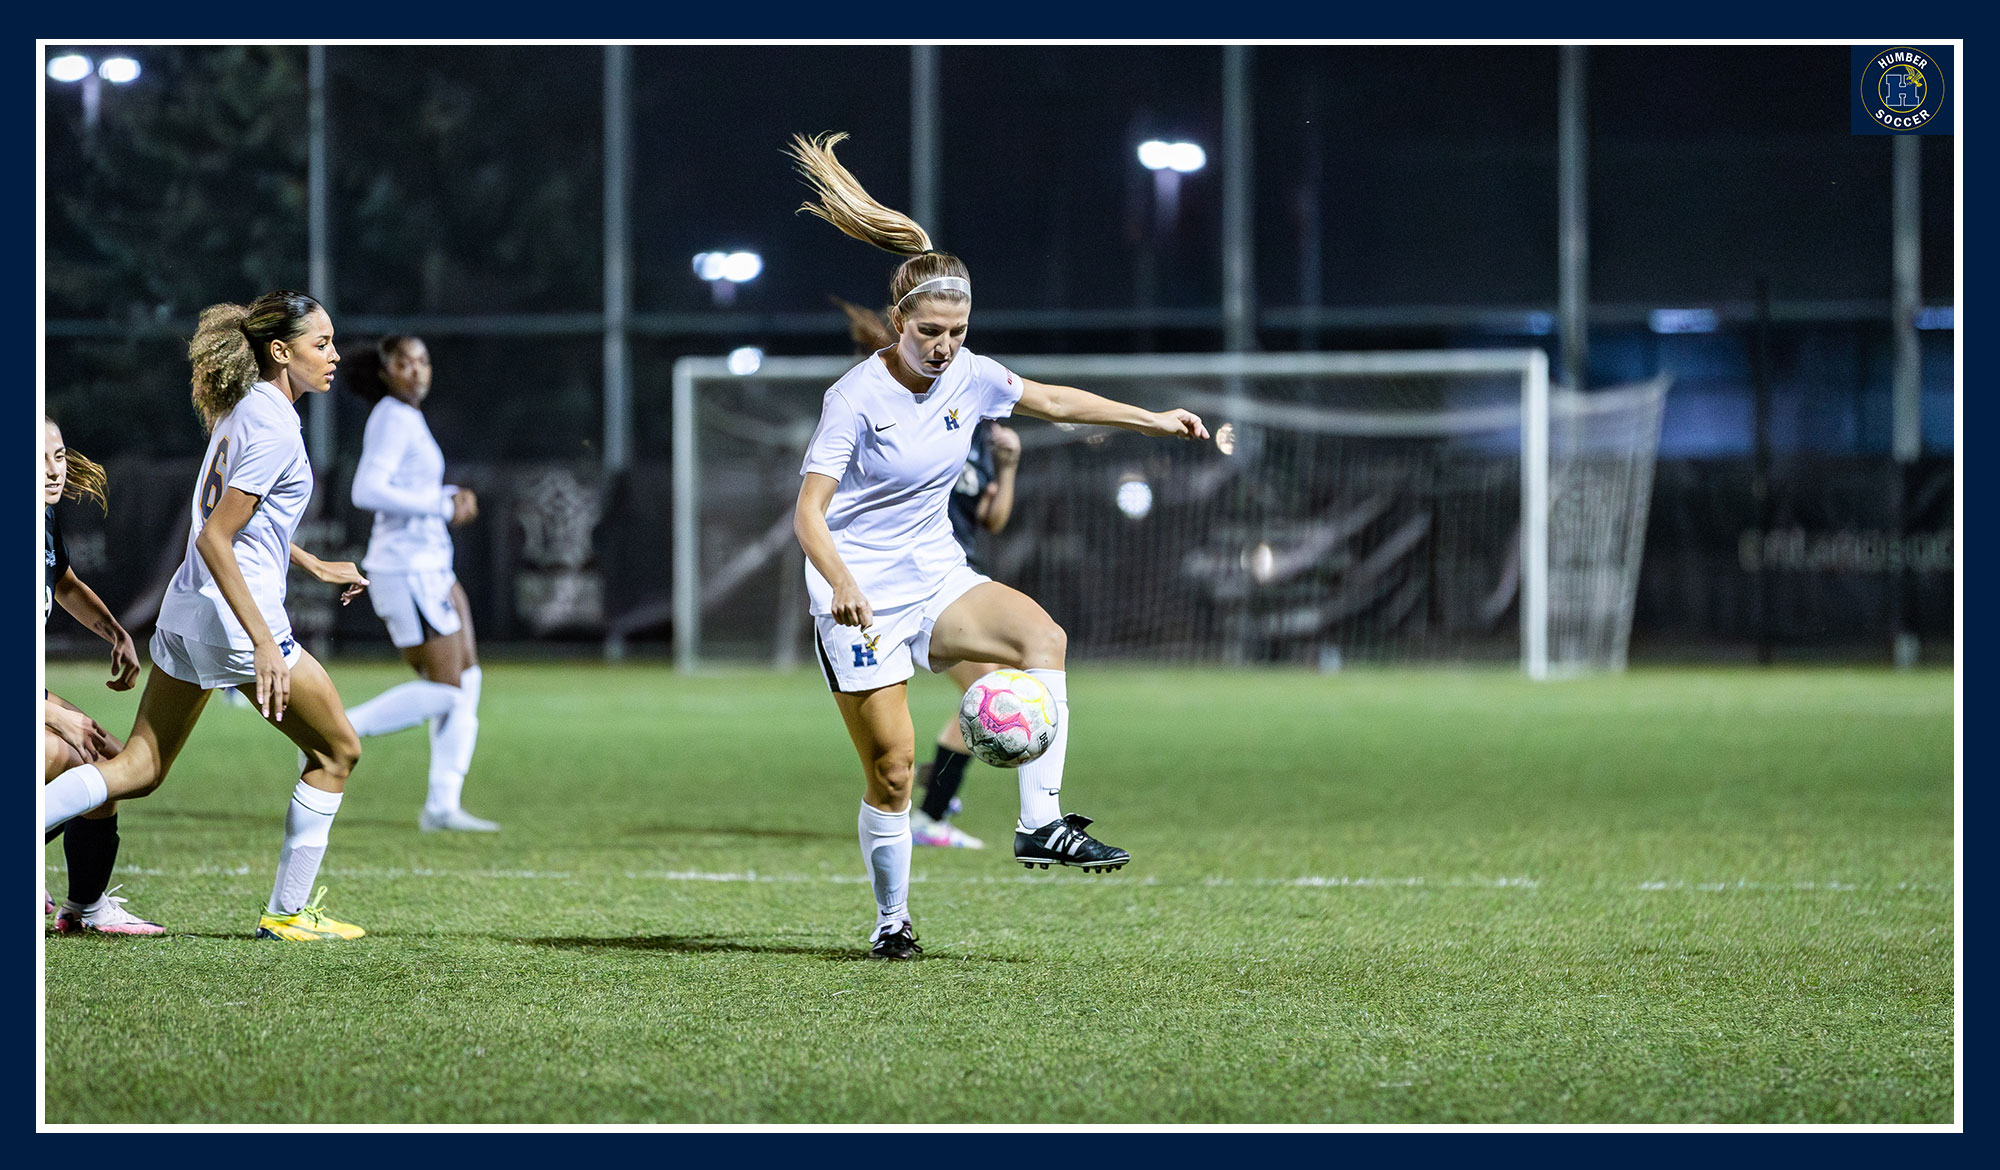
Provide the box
[1016,668,1069,830]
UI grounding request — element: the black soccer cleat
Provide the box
[868,921,922,960]
[1014,813,1130,873]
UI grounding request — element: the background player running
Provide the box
[339,334,497,833]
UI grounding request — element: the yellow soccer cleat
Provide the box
[255,886,366,941]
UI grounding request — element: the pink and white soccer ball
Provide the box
[958,669,1059,768]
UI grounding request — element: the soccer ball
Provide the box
[958,669,1059,768]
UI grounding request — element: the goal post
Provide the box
[671,350,1668,678]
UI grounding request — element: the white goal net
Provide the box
[672,351,1667,678]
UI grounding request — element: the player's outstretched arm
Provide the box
[1015,379,1207,441]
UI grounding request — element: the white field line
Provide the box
[49,863,1949,893]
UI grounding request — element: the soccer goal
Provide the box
[671,351,1668,678]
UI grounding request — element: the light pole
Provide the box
[1133,140,1206,350]
[47,51,141,143]
[693,250,763,306]
[1137,139,1206,233]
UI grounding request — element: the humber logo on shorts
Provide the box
[1852,46,1952,134]
[851,631,881,668]
[944,408,961,432]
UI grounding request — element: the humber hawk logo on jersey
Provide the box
[944,408,961,432]
[851,630,881,668]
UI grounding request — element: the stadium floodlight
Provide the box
[1115,476,1153,520]
[97,56,141,84]
[693,250,763,305]
[48,50,140,135]
[1137,140,1206,173]
[47,54,92,83]
[1136,139,1206,234]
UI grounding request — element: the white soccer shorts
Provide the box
[150,628,304,690]
[813,564,990,694]
[366,569,464,649]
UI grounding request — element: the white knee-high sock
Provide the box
[447,665,481,778]
[44,764,109,832]
[1017,669,1069,830]
[857,802,911,929]
[269,781,343,915]
[345,680,458,738]
[425,678,479,815]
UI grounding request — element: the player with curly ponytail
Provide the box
[44,289,378,943]
[786,132,1209,959]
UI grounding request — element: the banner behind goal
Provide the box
[672,351,1668,678]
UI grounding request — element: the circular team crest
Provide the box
[1860,47,1945,131]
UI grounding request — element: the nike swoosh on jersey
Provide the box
[874,422,897,432]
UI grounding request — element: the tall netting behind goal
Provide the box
[672,352,1668,677]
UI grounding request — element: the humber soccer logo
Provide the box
[1861,47,1944,131]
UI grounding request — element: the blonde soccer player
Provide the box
[787,132,1209,959]
[832,297,1019,851]
[339,334,496,833]
[41,289,373,942]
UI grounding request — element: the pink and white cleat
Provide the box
[52,886,164,936]
[910,810,984,850]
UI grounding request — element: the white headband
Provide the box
[896,276,971,308]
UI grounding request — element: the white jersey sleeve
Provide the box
[963,352,1025,420]
[801,388,862,481]
[352,404,455,519]
[223,401,304,499]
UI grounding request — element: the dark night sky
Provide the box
[41,41,1960,462]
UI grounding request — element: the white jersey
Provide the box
[156,381,313,650]
[799,346,1024,614]
[352,397,458,574]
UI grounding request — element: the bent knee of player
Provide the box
[1019,619,1067,671]
[43,731,75,780]
[870,749,916,804]
[105,750,168,800]
[325,732,362,782]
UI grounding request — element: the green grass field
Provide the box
[41,660,1956,1125]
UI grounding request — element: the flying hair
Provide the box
[787,132,972,321]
